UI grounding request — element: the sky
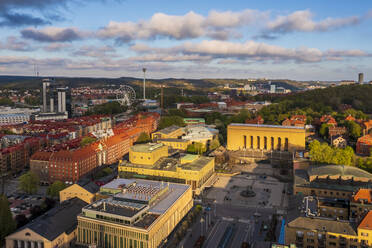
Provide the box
[0,0,371,81]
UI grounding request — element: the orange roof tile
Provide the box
[353,189,372,203]
[358,211,372,230]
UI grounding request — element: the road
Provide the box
[204,220,230,248]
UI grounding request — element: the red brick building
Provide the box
[102,134,130,165]
[0,137,46,176]
[356,134,372,156]
[48,145,97,184]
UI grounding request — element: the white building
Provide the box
[182,126,219,145]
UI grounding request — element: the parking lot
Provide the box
[7,194,47,218]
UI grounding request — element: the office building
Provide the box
[119,143,215,193]
[76,178,193,248]
[359,73,364,84]
[227,123,306,152]
[270,84,276,93]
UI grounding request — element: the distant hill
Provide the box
[0,75,304,92]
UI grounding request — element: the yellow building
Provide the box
[156,138,190,151]
[119,143,215,193]
[59,183,99,204]
[129,143,169,166]
[286,211,372,248]
[76,179,193,248]
[227,123,306,152]
[6,198,87,248]
[151,125,184,140]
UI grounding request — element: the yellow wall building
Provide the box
[119,143,215,193]
[6,198,87,248]
[76,179,193,248]
[286,211,372,248]
[151,125,184,140]
[59,183,99,204]
[227,123,306,152]
[129,143,168,166]
[156,138,190,151]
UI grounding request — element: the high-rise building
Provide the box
[37,79,70,120]
[359,73,364,84]
[270,84,276,93]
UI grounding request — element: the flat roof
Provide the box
[101,179,190,215]
[229,123,305,130]
[130,143,165,153]
[156,125,182,135]
[157,138,189,143]
[122,156,213,172]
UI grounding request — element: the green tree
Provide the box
[209,138,220,151]
[19,172,39,194]
[80,136,97,147]
[47,181,67,199]
[309,140,354,166]
[344,120,361,140]
[158,116,185,129]
[24,96,40,106]
[136,132,151,143]
[319,124,330,139]
[187,142,206,154]
[0,195,16,243]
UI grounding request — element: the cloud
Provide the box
[43,43,72,51]
[130,40,371,63]
[21,27,86,42]
[264,10,359,35]
[0,0,117,28]
[72,45,117,57]
[0,36,34,51]
[97,9,266,42]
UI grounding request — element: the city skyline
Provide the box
[0,0,371,80]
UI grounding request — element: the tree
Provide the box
[47,181,67,199]
[187,142,206,154]
[0,195,16,243]
[80,136,97,147]
[344,120,361,140]
[136,132,151,144]
[209,138,220,151]
[19,172,39,194]
[158,116,185,129]
[308,140,354,166]
[319,124,330,139]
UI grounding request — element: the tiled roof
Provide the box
[353,189,372,203]
[358,211,372,230]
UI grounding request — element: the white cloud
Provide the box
[266,10,359,34]
[97,9,265,42]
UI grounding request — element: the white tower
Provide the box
[142,68,147,100]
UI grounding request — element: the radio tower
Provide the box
[142,68,147,100]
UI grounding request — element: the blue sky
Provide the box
[0,0,371,81]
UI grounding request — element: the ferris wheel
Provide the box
[116,85,136,106]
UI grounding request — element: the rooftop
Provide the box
[11,198,87,241]
[229,123,305,130]
[156,125,183,135]
[130,143,165,153]
[288,217,357,236]
[353,189,372,203]
[358,211,372,230]
[83,179,190,229]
